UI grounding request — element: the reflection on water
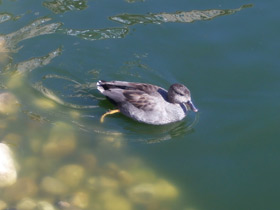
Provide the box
[0,13,18,24]
[60,27,129,41]
[0,17,61,66]
[0,37,11,64]
[110,4,253,25]
[32,81,98,109]
[124,113,199,144]
[5,48,62,75]
[43,0,88,14]
[0,17,61,53]
[125,0,145,3]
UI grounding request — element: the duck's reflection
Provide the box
[123,113,199,143]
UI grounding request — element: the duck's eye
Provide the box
[175,90,184,96]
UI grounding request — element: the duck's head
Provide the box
[168,84,198,112]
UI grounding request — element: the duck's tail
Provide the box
[96,80,106,93]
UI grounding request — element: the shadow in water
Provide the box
[122,113,200,143]
[95,93,200,143]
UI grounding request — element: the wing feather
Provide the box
[97,80,162,111]
[123,90,157,111]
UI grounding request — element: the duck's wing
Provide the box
[97,80,160,111]
[97,80,159,94]
[123,90,157,111]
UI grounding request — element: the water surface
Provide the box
[0,0,279,210]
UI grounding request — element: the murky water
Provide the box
[0,0,279,210]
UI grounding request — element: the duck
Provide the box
[97,80,198,125]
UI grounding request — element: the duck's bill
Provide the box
[186,100,198,112]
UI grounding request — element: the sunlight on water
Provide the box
[0,13,18,24]
[2,17,62,51]
[125,0,145,3]
[60,27,130,41]
[43,0,88,14]
[7,48,62,75]
[110,4,253,25]
[32,81,98,109]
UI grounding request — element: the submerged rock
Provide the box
[102,133,125,149]
[6,74,24,89]
[130,168,157,183]
[41,176,68,195]
[69,110,80,120]
[29,137,43,154]
[117,170,134,185]
[0,143,17,188]
[0,200,7,210]
[0,120,7,130]
[57,201,71,209]
[42,122,76,158]
[127,179,178,204]
[56,164,85,188]
[34,98,56,109]
[79,153,97,171]
[98,176,119,190]
[3,177,38,203]
[16,197,37,210]
[0,92,19,115]
[153,179,178,199]
[2,133,22,146]
[103,162,120,177]
[71,191,90,209]
[23,156,40,172]
[87,176,119,191]
[99,191,132,210]
[36,201,55,210]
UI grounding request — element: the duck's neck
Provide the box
[167,91,176,104]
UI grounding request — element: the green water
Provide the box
[0,0,279,209]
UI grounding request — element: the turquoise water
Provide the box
[0,0,279,209]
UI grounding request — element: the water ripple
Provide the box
[0,13,19,24]
[4,48,62,75]
[1,17,62,52]
[110,4,253,25]
[43,0,88,14]
[32,82,98,109]
[124,113,200,144]
[60,27,129,41]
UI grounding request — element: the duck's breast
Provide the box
[119,101,187,125]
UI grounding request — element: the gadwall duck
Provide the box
[97,80,198,125]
